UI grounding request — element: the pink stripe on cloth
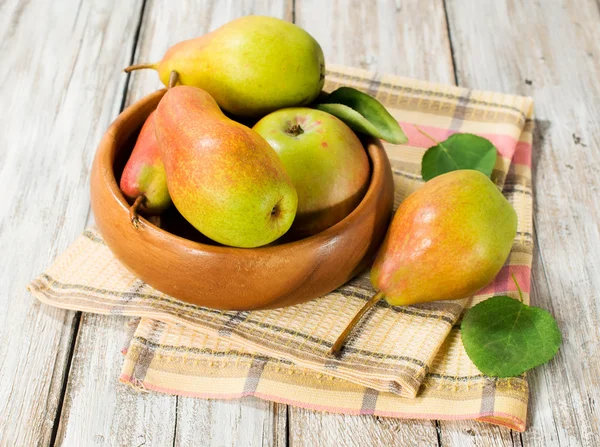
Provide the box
[477,265,532,296]
[399,122,523,161]
[400,123,454,148]
[480,133,522,159]
[512,141,533,166]
[478,414,526,432]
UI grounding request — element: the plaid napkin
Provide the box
[29,65,534,431]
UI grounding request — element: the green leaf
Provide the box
[461,296,562,377]
[420,133,497,181]
[315,87,408,144]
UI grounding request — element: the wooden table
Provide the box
[1,0,598,445]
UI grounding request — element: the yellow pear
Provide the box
[330,170,517,356]
[125,16,325,117]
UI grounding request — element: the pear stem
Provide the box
[168,70,179,89]
[512,273,524,303]
[414,125,442,146]
[329,291,386,358]
[129,195,146,229]
[124,63,155,73]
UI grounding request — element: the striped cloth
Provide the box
[29,65,534,431]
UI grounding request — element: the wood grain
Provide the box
[56,1,294,446]
[174,397,287,447]
[0,0,143,444]
[289,409,439,447]
[439,420,521,447]
[296,0,456,84]
[444,0,600,445]
[55,314,178,445]
[291,0,453,444]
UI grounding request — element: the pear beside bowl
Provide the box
[90,89,394,310]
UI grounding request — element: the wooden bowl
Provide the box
[90,89,394,310]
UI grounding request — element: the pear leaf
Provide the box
[421,133,497,181]
[461,296,562,377]
[315,87,408,144]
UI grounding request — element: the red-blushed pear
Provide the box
[154,86,298,248]
[253,108,370,238]
[119,111,171,217]
[330,170,517,356]
[125,16,325,118]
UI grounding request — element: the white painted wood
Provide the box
[0,0,143,444]
[295,0,456,84]
[56,1,291,446]
[289,409,439,447]
[439,420,520,447]
[174,397,287,447]
[445,0,600,446]
[55,314,178,446]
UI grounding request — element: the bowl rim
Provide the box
[99,88,387,254]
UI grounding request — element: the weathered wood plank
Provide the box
[439,420,521,447]
[56,1,291,446]
[444,0,600,445]
[296,0,455,84]
[0,0,143,444]
[174,397,287,447]
[290,0,454,444]
[289,409,439,447]
[55,314,178,446]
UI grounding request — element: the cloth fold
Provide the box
[28,65,534,431]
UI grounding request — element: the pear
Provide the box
[154,86,298,248]
[253,107,370,238]
[330,170,517,356]
[120,111,171,217]
[372,170,517,305]
[125,16,325,118]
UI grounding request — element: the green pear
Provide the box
[125,16,325,118]
[154,86,298,248]
[253,107,370,237]
[330,170,517,356]
[119,111,171,215]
